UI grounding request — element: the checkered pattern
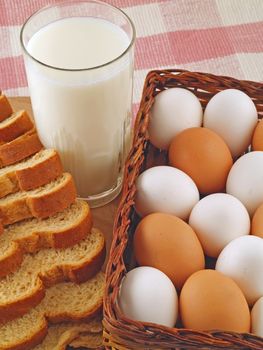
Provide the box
[0,0,263,109]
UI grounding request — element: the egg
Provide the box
[134,213,205,289]
[252,119,263,151]
[226,151,263,216]
[148,88,203,150]
[216,235,263,306]
[180,269,250,332]
[118,266,178,327]
[189,193,250,257]
[169,127,233,194]
[203,89,258,158]
[251,296,263,337]
[251,203,263,238]
[135,166,199,220]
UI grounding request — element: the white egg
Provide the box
[204,89,258,158]
[135,166,199,220]
[189,193,250,258]
[149,88,203,150]
[251,296,263,337]
[226,151,263,216]
[118,266,178,327]
[216,235,263,306]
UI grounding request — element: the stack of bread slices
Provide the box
[0,94,106,350]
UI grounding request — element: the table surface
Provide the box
[1,0,263,111]
[3,4,263,345]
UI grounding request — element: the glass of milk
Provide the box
[20,1,135,207]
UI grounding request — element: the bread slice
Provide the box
[0,200,93,278]
[68,332,103,349]
[0,110,34,145]
[0,149,63,199]
[0,272,105,350]
[0,95,13,122]
[0,129,43,168]
[34,318,102,350]
[0,173,76,225]
[0,228,105,323]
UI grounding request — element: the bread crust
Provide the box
[0,150,63,199]
[2,319,48,350]
[0,173,76,226]
[0,198,31,225]
[0,230,105,323]
[28,174,76,220]
[0,273,104,350]
[0,241,23,278]
[67,240,106,284]
[0,174,18,198]
[16,150,63,192]
[0,201,93,278]
[0,306,102,350]
[19,203,93,251]
[37,317,102,350]
[0,111,34,144]
[0,279,45,324]
[0,130,43,168]
[40,232,105,287]
[46,302,103,324]
[0,95,13,122]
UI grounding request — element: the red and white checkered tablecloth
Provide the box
[1,0,263,108]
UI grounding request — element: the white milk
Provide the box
[25,17,133,198]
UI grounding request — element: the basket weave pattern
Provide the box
[103,69,263,350]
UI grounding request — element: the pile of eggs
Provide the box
[118,88,263,337]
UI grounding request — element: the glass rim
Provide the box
[20,0,136,72]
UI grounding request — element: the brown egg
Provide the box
[168,127,233,194]
[252,119,263,151]
[133,213,205,290]
[180,269,250,332]
[251,202,263,238]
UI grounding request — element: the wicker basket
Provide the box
[103,69,263,350]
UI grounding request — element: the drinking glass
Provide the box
[20,0,135,207]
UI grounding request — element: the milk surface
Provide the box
[25,17,133,198]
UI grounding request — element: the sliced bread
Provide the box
[0,228,105,323]
[0,272,105,350]
[0,173,76,225]
[0,200,93,278]
[34,318,102,350]
[0,110,34,145]
[0,130,43,168]
[0,149,63,198]
[0,95,13,122]
[67,331,103,349]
